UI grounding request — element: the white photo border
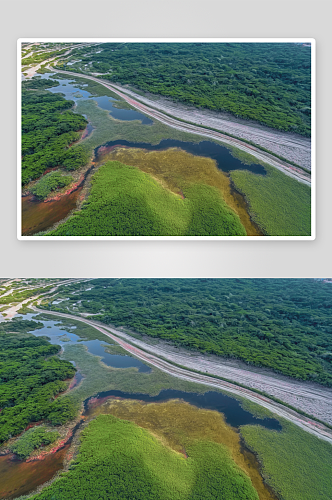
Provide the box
[17,38,316,241]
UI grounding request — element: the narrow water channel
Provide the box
[24,314,151,373]
[95,139,267,175]
[22,74,265,236]
[0,314,281,499]
[85,389,282,430]
[39,73,153,124]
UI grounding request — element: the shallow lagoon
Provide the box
[86,388,281,430]
[22,74,265,235]
[39,73,153,124]
[0,313,281,498]
[23,313,151,373]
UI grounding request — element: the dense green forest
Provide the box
[47,161,246,236]
[31,414,259,500]
[22,78,60,90]
[67,42,311,135]
[31,171,73,200]
[47,279,332,385]
[0,319,77,443]
[9,426,60,459]
[22,80,89,185]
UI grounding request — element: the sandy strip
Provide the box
[32,308,332,444]
[50,68,311,185]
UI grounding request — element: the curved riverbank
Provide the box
[32,308,332,444]
[49,68,311,185]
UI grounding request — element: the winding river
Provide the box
[22,74,265,236]
[0,313,281,498]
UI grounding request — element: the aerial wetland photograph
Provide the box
[0,278,331,499]
[19,40,313,238]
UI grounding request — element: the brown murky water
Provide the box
[0,394,278,500]
[21,189,82,236]
[0,445,70,499]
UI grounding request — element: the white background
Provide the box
[2,0,331,277]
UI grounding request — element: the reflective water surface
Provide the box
[0,313,281,498]
[95,138,266,175]
[39,73,153,124]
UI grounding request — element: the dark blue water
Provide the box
[85,389,282,430]
[37,73,152,124]
[9,314,281,430]
[20,313,151,373]
[36,73,264,174]
[95,139,266,175]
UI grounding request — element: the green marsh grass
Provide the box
[31,414,260,500]
[241,419,332,500]
[47,161,246,236]
[75,98,204,156]
[60,343,207,405]
[102,147,261,235]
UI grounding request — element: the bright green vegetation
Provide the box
[0,322,77,443]
[21,48,68,67]
[47,161,246,236]
[31,171,73,200]
[0,285,53,305]
[68,42,311,135]
[47,279,332,386]
[22,87,89,185]
[241,419,332,500]
[31,414,259,500]
[231,164,311,236]
[9,426,60,459]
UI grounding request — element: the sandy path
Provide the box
[105,86,311,171]
[0,280,86,320]
[50,68,311,184]
[23,44,95,79]
[32,308,332,444]
[122,339,332,425]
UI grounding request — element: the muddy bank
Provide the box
[22,188,83,236]
[21,160,96,235]
[0,386,280,499]
[0,445,70,500]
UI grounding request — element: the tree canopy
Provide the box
[68,42,311,135]
[48,279,332,385]
[0,320,77,443]
[22,85,88,185]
